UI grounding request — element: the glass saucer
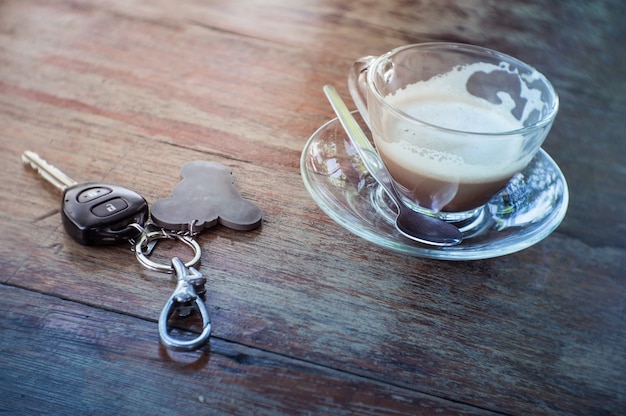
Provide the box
[300,112,569,260]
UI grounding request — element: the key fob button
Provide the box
[91,198,129,217]
[77,186,112,203]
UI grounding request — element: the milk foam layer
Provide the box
[387,62,544,132]
[374,62,543,184]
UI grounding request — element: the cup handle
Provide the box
[348,56,377,128]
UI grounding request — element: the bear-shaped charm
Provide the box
[151,161,263,233]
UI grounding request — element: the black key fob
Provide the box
[62,183,149,245]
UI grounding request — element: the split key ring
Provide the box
[134,229,202,273]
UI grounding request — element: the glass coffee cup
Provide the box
[348,43,559,224]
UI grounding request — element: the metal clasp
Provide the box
[158,257,211,351]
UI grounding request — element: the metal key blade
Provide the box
[22,150,78,191]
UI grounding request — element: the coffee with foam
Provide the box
[371,62,546,212]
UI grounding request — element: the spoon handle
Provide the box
[323,85,399,205]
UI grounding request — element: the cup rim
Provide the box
[368,42,560,136]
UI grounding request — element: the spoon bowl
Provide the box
[323,85,462,246]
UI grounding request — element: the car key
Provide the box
[22,150,149,245]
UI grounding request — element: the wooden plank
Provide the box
[0,284,500,415]
[2,0,624,252]
[7,207,625,415]
[41,0,622,109]
[7,132,626,415]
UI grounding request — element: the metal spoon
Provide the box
[323,85,462,246]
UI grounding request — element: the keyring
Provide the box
[135,229,202,273]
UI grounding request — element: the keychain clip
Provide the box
[158,257,211,351]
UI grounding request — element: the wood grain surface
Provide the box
[1,0,624,415]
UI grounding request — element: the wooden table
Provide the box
[1,1,624,414]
